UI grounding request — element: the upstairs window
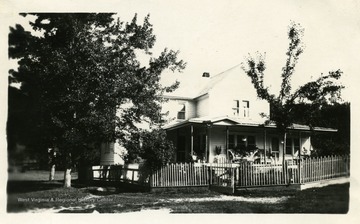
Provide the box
[177,104,186,119]
[232,100,239,116]
[242,100,250,117]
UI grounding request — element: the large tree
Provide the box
[8,13,185,187]
[242,22,344,165]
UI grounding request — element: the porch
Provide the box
[165,117,325,164]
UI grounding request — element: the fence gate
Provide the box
[208,161,300,191]
[208,162,237,194]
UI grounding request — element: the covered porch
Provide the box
[165,117,336,164]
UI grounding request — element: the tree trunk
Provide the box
[282,132,287,184]
[282,132,287,166]
[64,169,72,187]
[49,164,56,181]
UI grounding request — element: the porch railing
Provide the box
[92,165,148,185]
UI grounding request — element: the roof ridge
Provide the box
[195,63,242,98]
[209,63,242,79]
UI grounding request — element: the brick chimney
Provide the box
[202,72,210,78]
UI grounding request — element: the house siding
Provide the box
[100,142,125,165]
[162,99,196,122]
[186,100,196,119]
[196,95,209,117]
[207,67,269,121]
[100,142,114,165]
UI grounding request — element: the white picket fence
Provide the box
[300,155,350,183]
[149,155,350,188]
[150,162,208,187]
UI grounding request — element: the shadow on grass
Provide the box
[7,180,64,194]
[7,179,89,194]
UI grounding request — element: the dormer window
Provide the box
[242,100,249,117]
[177,104,186,119]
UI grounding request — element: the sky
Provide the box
[2,0,360,100]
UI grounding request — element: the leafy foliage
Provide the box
[8,13,186,168]
[242,22,345,156]
[242,22,344,133]
[126,129,175,178]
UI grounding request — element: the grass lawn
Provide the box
[7,170,349,213]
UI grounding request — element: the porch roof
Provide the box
[163,116,337,133]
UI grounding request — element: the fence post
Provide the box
[131,170,135,184]
[232,167,236,194]
[298,159,301,184]
[208,165,211,186]
[149,171,152,188]
[285,160,289,185]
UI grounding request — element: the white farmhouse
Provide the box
[161,64,336,163]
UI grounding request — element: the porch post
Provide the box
[203,121,212,163]
[190,125,194,157]
[205,129,209,162]
[264,128,267,164]
[299,131,302,183]
[226,126,229,158]
[299,131,302,160]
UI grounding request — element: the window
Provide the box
[229,135,235,149]
[271,137,279,152]
[286,139,292,155]
[237,135,246,149]
[285,138,301,155]
[294,138,300,154]
[227,134,256,150]
[247,136,256,150]
[232,100,239,116]
[242,100,250,117]
[177,104,186,119]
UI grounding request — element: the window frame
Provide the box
[232,100,240,116]
[271,137,280,152]
[285,137,301,155]
[242,100,250,117]
[228,134,256,150]
[177,103,186,120]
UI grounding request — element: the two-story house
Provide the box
[162,64,336,163]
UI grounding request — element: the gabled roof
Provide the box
[195,64,242,99]
[163,64,244,100]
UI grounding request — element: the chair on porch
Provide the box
[227,149,243,163]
